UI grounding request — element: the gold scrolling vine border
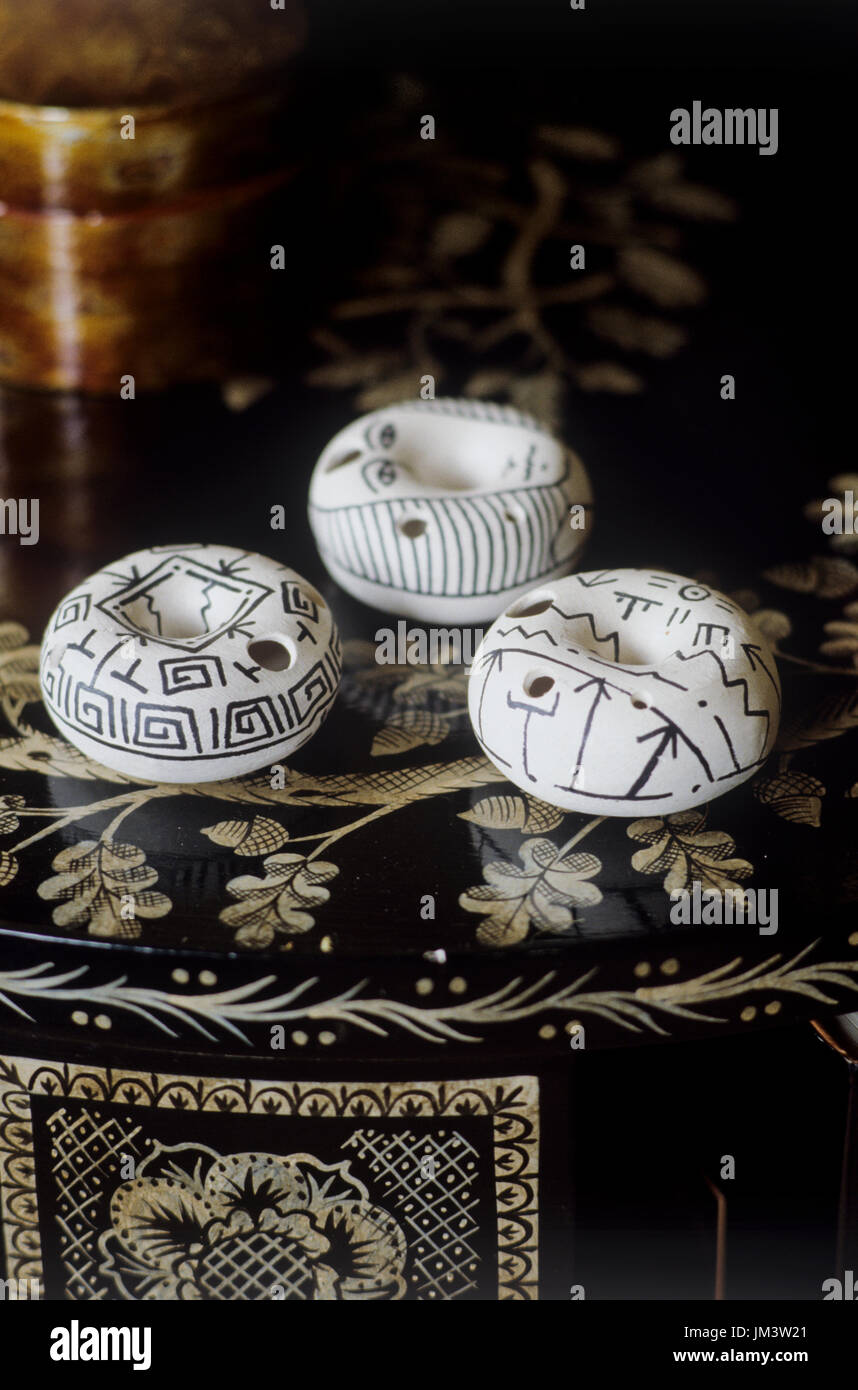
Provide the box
[1,940,857,1046]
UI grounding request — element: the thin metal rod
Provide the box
[704,1173,728,1301]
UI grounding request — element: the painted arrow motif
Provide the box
[627,721,681,797]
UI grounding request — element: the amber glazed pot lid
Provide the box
[0,0,307,110]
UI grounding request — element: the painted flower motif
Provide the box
[460,836,603,947]
[99,1147,407,1301]
[819,600,858,668]
[36,839,172,938]
[220,852,339,948]
[627,809,753,894]
[804,473,858,553]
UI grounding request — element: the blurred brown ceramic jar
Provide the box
[0,0,306,393]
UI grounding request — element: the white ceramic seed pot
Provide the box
[308,398,593,623]
[468,568,781,816]
[39,543,341,782]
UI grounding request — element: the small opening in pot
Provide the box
[247,639,293,671]
[398,517,427,539]
[507,595,554,618]
[524,673,555,698]
[325,449,362,473]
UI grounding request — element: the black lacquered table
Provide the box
[1,367,857,1299]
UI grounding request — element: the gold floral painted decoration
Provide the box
[99,1147,408,1301]
[626,810,753,896]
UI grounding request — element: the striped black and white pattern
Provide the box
[309,485,581,599]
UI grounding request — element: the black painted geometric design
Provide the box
[53,593,91,631]
[281,581,320,624]
[74,684,116,740]
[159,655,227,695]
[97,556,273,653]
[287,657,339,725]
[133,702,201,753]
[224,695,284,748]
[471,572,781,805]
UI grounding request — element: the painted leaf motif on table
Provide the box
[0,850,18,886]
[0,727,139,783]
[36,839,172,939]
[508,371,566,431]
[460,836,603,947]
[627,810,753,895]
[100,1147,408,1301]
[220,853,339,949]
[371,710,449,757]
[308,99,729,420]
[215,756,506,811]
[459,794,564,833]
[818,601,858,666]
[304,348,403,391]
[201,816,290,856]
[0,794,25,836]
[754,772,826,828]
[0,623,42,730]
[0,622,29,652]
[356,372,431,412]
[391,666,469,706]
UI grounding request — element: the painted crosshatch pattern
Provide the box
[0,1060,539,1301]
